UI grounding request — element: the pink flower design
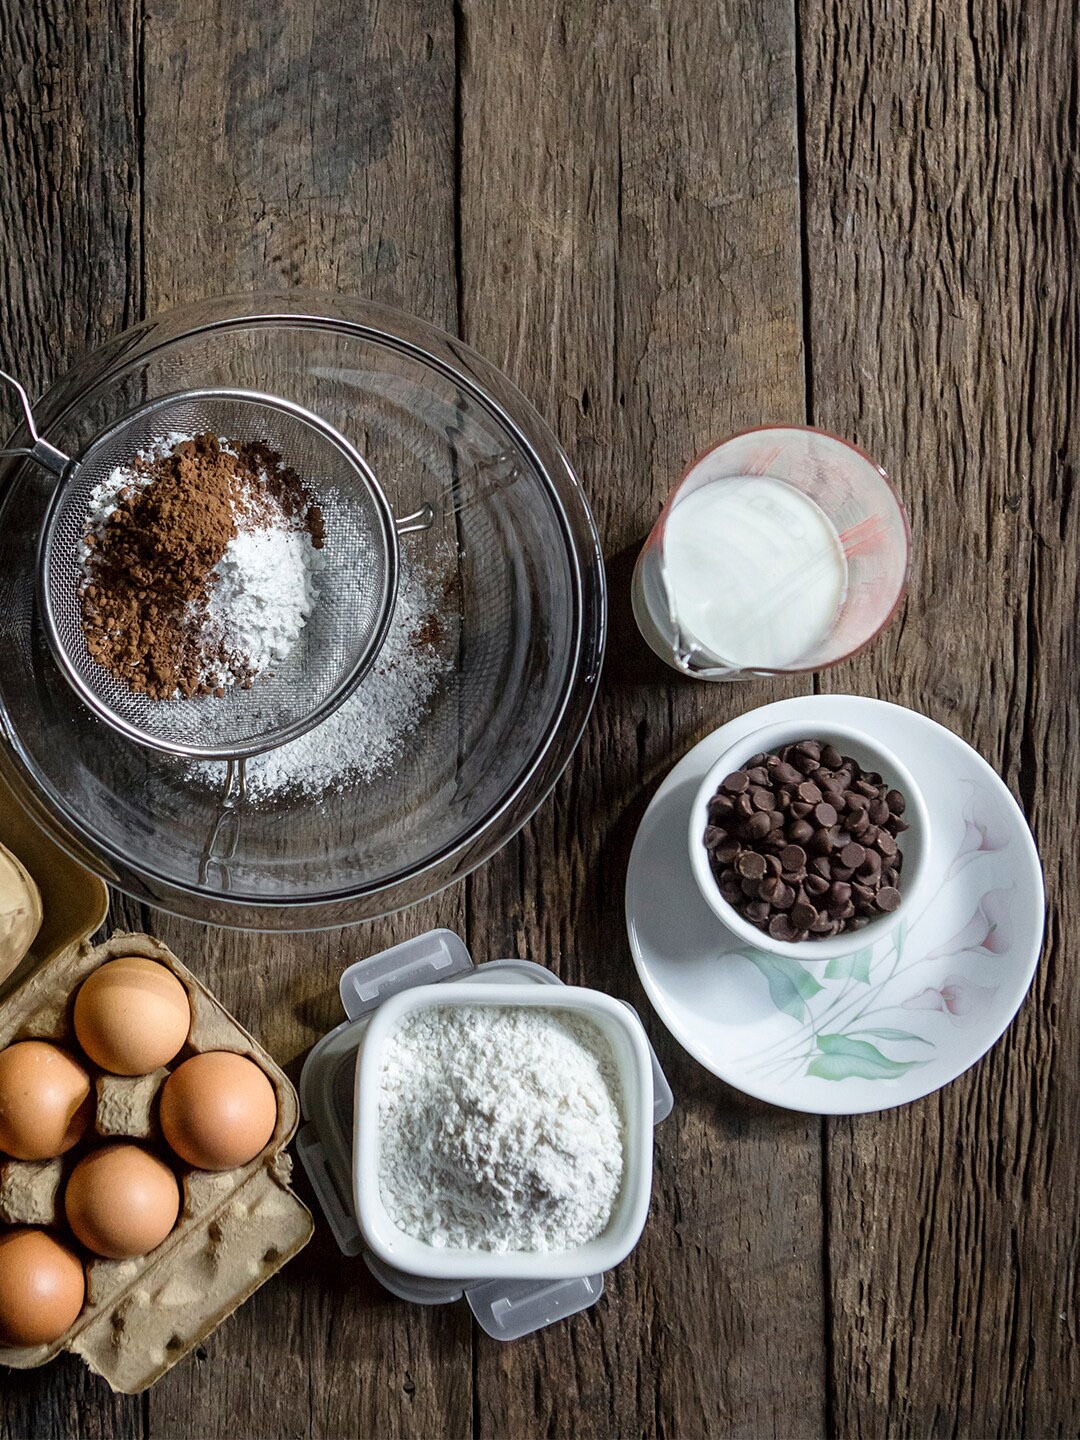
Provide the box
[947,782,1011,878]
[921,887,1013,965]
[902,974,998,1027]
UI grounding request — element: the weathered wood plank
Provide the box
[0,0,145,1430]
[459,3,825,1436]
[136,1,470,1436]
[801,0,1079,1432]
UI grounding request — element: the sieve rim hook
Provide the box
[0,370,72,477]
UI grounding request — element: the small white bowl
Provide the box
[689,719,929,960]
[353,983,654,1281]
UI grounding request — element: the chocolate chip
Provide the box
[796,781,823,805]
[810,826,839,855]
[734,794,754,818]
[759,876,780,901]
[704,826,727,848]
[788,818,814,845]
[747,811,772,840]
[805,874,829,896]
[769,913,797,941]
[828,881,852,909]
[868,798,889,825]
[746,766,769,785]
[794,740,821,760]
[809,856,832,879]
[813,801,838,827]
[736,851,767,880]
[771,882,795,910]
[744,900,770,922]
[708,793,734,819]
[821,744,843,768]
[721,769,749,794]
[876,885,902,912]
[792,901,817,930]
[718,871,742,902]
[875,832,898,858]
[780,843,807,871]
[840,842,865,869]
[750,786,774,811]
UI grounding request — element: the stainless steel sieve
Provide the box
[1,370,432,761]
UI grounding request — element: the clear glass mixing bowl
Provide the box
[0,296,605,929]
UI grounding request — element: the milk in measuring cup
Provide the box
[661,476,847,670]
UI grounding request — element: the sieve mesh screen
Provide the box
[39,390,399,759]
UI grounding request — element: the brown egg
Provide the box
[64,1143,180,1259]
[0,1228,85,1346]
[0,1041,93,1160]
[74,956,191,1075]
[160,1051,278,1171]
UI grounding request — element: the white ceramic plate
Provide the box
[625,695,1044,1114]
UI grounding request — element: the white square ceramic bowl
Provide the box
[689,719,930,960]
[353,983,654,1280]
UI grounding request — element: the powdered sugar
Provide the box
[378,1005,624,1253]
[205,521,324,678]
[185,551,448,800]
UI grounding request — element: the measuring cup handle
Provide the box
[0,370,71,476]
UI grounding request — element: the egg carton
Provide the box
[0,912,313,1392]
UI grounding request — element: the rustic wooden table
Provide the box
[1,0,1075,1435]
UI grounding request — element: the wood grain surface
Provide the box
[0,0,1073,1435]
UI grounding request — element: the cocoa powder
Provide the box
[80,434,321,700]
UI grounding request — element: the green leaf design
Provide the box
[807,1032,928,1081]
[738,951,824,1021]
[893,918,907,958]
[823,947,873,984]
[850,1028,933,1046]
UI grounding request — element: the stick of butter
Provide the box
[0,841,43,982]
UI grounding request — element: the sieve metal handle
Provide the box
[395,502,435,535]
[0,370,72,476]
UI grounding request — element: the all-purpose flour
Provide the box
[378,1005,625,1253]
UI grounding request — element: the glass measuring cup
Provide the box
[631,426,910,680]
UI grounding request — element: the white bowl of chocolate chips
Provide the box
[689,720,930,960]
